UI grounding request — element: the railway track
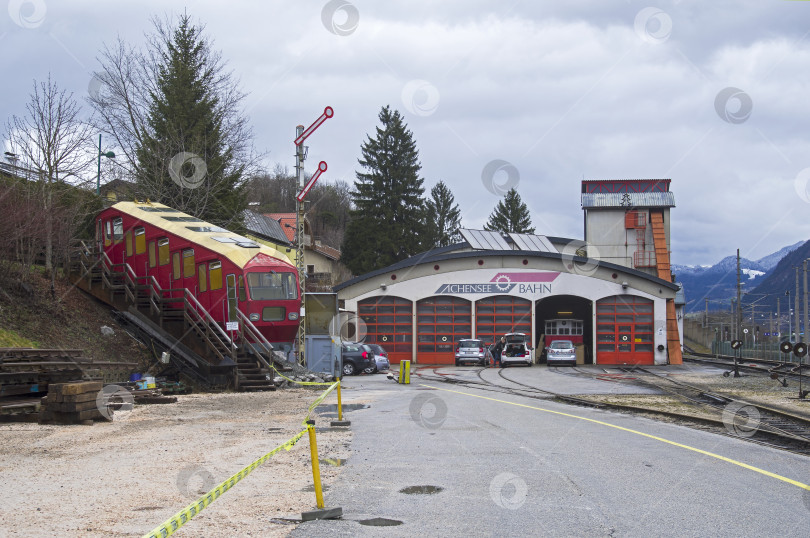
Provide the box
[413,365,810,456]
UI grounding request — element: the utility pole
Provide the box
[731,298,736,341]
[705,297,709,347]
[736,249,742,345]
[777,297,781,340]
[796,266,801,342]
[801,259,810,342]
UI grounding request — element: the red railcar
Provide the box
[96,201,301,347]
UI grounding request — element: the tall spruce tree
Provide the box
[484,187,535,234]
[342,106,426,275]
[134,14,247,227]
[425,181,462,248]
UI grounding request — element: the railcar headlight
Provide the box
[249,313,259,321]
[288,312,299,320]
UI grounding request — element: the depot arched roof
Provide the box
[334,240,680,292]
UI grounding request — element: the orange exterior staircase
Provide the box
[649,211,682,365]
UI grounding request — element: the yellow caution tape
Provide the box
[271,364,336,387]
[141,379,341,538]
[302,381,339,425]
[142,429,306,538]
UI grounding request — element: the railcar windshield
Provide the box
[246,271,298,300]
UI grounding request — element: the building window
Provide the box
[209,261,222,290]
[134,227,146,255]
[158,238,170,266]
[545,319,583,336]
[198,264,207,292]
[172,252,181,280]
[306,264,315,274]
[238,274,246,301]
[125,230,133,257]
[112,218,123,242]
[182,249,194,278]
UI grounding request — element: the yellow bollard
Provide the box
[399,360,410,384]
[306,420,325,509]
[337,381,343,422]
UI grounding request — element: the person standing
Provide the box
[492,336,506,368]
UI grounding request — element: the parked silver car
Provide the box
[500,333,533,367]
[366,343,390,373]
[546,339,577,366]
[455,339,489,366]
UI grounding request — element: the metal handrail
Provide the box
[235,310,276,372]
[92,250,237,360]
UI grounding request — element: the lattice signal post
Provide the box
[294,107,333,364]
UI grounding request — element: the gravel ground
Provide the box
[668,368,810,418]
[0,387,354,537]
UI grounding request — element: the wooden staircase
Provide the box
[649,210,682,365]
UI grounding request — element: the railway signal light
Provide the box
[794,342,807,358]
[729,340,742,378]
[780,341,793,354]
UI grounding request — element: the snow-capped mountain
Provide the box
[673,241,805,313]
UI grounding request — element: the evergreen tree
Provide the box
[424,181,462,248]
[342,106,426,275]
[484,188,535,234]
[134,14,247,227]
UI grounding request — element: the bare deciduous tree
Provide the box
[5,75,94,279]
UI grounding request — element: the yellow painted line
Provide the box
[422,383,810,491]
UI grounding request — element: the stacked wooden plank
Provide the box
[39,381,106,424]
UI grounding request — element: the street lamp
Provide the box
[96,134,115,195]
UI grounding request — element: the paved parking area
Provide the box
[294,372,810,537]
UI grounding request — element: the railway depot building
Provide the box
[334,179,685,366]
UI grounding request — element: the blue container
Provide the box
[129,373,143,382]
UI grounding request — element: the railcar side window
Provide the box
[113,218,123,242]
[104,221,111,247]
[172,252,181,280]
[135,227,146,255]
[158,238,169,266]
[237,275,246,301]
[125,230,133,256]
[209,261,222,290]
[148,241,156,268]
[182,249,194,278]
[198,264,207,292]
[246,272,298,300]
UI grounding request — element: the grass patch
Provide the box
[0,327,39,348]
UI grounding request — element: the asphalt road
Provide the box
[294,367,810,537]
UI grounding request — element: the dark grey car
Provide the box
[341,342,376,376]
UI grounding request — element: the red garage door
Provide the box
[596,295,654,365]
[417,297,472,364]
[358,296,413,364]
[475,296,532,347]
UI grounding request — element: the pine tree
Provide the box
[484,188,535,234]
[134,14,247,227]
[425,181,462,248]
[341,106,426,275]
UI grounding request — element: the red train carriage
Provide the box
[96,201,301,348]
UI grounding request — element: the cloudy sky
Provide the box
[2,1,810,266]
